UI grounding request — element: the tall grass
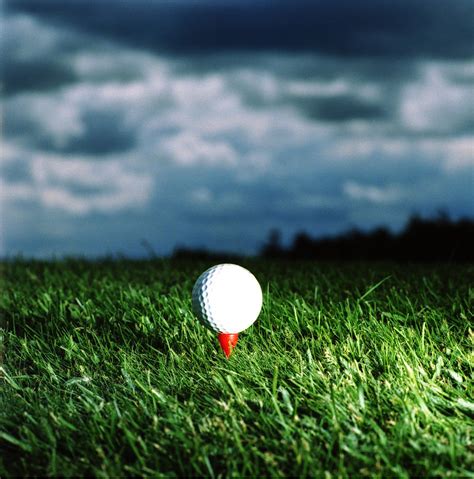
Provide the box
[1,260,473,477]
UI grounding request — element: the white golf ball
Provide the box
[192,264,263,334]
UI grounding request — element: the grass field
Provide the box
[1,259,473,477]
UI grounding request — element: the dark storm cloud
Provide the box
[3,58,76,95]
[173,53,419,87]
[56,110,136,155]
[292,94,387,122]
[3,54,142,97]
[222,55,413,125]
[10,0,474,59]
[5,105,136,156]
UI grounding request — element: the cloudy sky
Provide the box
[2,0,473,257]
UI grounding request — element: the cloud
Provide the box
[2,7,473,256]
[161,132,238,167]
[2,12,81,95]
[399,62,474,135]
[293,94,387,122]
[5,92,85,148]
[343,181,405,204]
[10,0,474,59]
[3,57,76,95]
[1,144,153,215]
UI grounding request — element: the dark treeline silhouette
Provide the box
[172,213,474,262]
[261,213,474,261]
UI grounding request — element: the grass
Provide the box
[1,259,473,477]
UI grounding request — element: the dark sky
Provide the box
[2,0,474,256]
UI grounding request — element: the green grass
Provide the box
[1,259,473,477]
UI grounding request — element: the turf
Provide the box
[1,259,473,477]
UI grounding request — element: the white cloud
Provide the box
[286,79,380,101]
[71,49,157,81]
[328,138,411,160]
[37,179,151,215]
[1,145,153,215]
[418,137,474,172]
[7,92,85,147]
[343,181,405,204]
[4,13,68,61]
[399,62,474,134]
[32,155,153,215]
[161,132,238,167]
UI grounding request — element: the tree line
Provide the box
[173,213,474,262]
[261,213,474,261]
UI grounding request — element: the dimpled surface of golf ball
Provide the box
[192,264,263,334]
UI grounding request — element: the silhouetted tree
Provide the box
[261,229,285,258]
[258,214,474,262]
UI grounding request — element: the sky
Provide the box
[2,0,474,257]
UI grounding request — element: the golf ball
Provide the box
[192,264,263,333]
